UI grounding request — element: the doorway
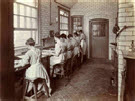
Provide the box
[89,18,109,59]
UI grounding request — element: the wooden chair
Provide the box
[23,77,49,101]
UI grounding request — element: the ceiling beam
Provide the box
[54,0,70,9]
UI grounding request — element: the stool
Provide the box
[23,77,49,101]
[77,52,82,67]
[71,55,78,72]
[65,58,72,77]
[51,62,66,78]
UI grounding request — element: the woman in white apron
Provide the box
[66,34,74,60]
[68,34,76,57]
[59,34,67,60]
[50,33,67,76]
[79,30,87,62]
[50,33,66,66]
[73,32,81,57]
[16,38,52,97]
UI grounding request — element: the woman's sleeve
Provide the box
[19,51,30,67]
[37,49,41,62]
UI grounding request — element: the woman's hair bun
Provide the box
[25,38,35,46]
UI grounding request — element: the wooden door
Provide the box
[90,18,109,59]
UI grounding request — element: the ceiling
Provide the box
[55,0,78,8]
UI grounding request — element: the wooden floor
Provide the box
[37,60,117,101]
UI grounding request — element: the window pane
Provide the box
[35,0,38,8]
[60,10,69,16]
[20,16,25,28]
[61,16,64,23]
[63,17,68,23]
[78,22,81,26]
[32,31,38,44]
[60,31,64,34]
[16,0,36,7]
[26,7,31,16]
[26,18,31,28]
[63,24,68,29]
[75,22,77,25]
[32,8,37,17]
[60,16,62,23]
[60,23,62,29]
[35,31,39,44]
[92,24,105,37]
[74,18,76,22]
[19,4,25,16]
[60,16,68,23]
[14,30,32,47]
[14,15,18,28]
[62,24,68,29]
[31,31,36,40]
[28,0,35,7]
[60,24,68,30]
[60,16,64,23]
[14,3,18,14]
[77,18,80,22]
[60,10,64,15]
[65,31,68,35]
[32,18,37,28]
[64,12,68,16]
[60,31,68,35]
[74,25,77,30]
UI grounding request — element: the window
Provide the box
[92,23,106,37]
[59,8,70,35]
[14,0,39,48]
[72,16,83,33]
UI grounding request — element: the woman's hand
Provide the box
[14,60,22,69]
[14,64,21,71]
[49,50,55,55]
[50,51,56,56]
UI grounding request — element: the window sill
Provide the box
[14,45,41,56]
[14,46,27,51]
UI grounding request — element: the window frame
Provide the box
[13,0,40,49]
[58,6,70,35]
[71,15,83,34]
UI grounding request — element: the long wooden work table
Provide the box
[14,48,54,72]
[14,48,54,99]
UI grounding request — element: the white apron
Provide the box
[66,39,73,59]
[25,49,51,95]
[73,37,81,57]
[50,40,66,66]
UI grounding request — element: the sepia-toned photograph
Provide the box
[0,0,135,101]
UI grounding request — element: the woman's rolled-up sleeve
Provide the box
[19,51,30,67]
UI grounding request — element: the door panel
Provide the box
[90,19,109,59]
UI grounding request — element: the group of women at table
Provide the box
[16,30,86,97]
[50,30,87,76]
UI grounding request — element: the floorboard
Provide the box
[39,59,117,101]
